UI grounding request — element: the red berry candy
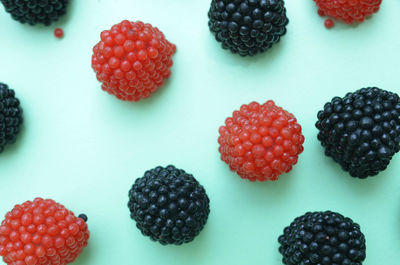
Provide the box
[314,0,382,24]
[0,198,89,265]
[91,20,177,102]
[218,101,305,182]
[54,28,64,38]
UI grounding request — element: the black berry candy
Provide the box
[0,83,23,154]
[208,0,289,56]
[128,165,210,245]
[0,0,69,26]
[316,87,400,179]
[278,211,366,265]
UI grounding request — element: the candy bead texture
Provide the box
[0,83,23,154]
[0,198,89,265]
[316,87,400,179]
[314,0,381,24]
[208,0,289,56]
[0,0,69,26]
[128,165,210,245]
[92,20,177,102]
[218,100,305,182]
[278,211,366,265]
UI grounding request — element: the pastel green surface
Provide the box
[0,0,400,264]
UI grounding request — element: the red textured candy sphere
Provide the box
[314,0,382,24]
[0,198,89,265]
[218,101,305,182]
[91,20,177,102]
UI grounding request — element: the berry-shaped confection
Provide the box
[128,165,210,245]
[316,87,400,179]
[314,0,381,24]
[0,198,89,265]
[92,20,176,102]
[218,100,304,182]
[278,211,366,265]
[208,0,289,56]
[0,83,23,154]
[0,0,69,26]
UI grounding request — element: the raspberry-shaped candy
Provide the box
[218,100,305,182]
[0,0,69,26]
[278,211,366,265]
[91,20,176,102]
[314,0,382,24]
[316,87,400,178]
[0,83,23,154]
[0,198,89,265]
[128,165,210,245]
[208,0,289,56]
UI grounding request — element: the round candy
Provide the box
[0,0,69,26]
[208,0,289,56]
[0,83,23,154]
[316,87,400,178]
[128,165,210,245]
[218,100,304,181]
[278,211,366,265]
[314,0,381,24]
[92,20,176,102]
[0,198,89,265]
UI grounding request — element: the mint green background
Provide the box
[0,0,400,264]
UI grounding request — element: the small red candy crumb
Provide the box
[54,28,64,38]
[324,19,334,29]
[218,100,305,182]
[0,198,89,265]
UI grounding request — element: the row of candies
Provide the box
[0,0,384,104]
[1,77,398,265]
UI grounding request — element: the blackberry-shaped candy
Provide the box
[0,198,90,265]
[0,0,69,26]
[92,20,176,102]
[208,0,289,56]
[128,165,210,245]
[316,87,400,178]
[314,0,381,25]
[218,100,304,182]
[0,83,23,154]
[278,211,366,265]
